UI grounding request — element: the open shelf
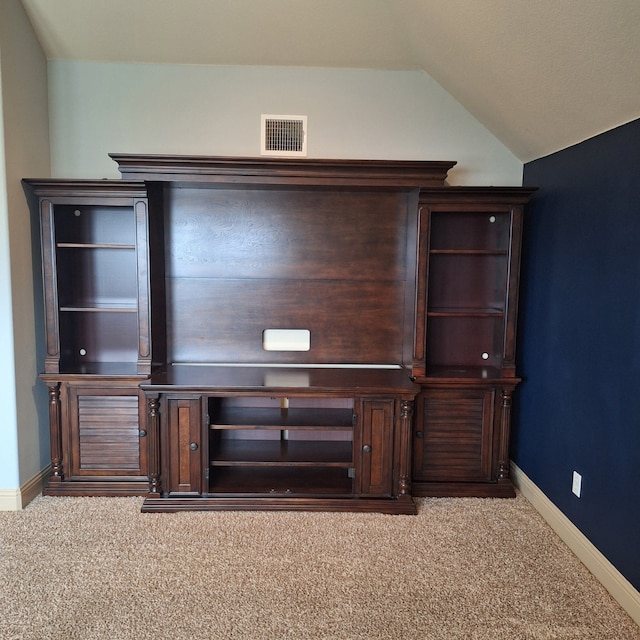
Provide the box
[427,253,508,311]
[428,211,511,252]
[207,396,356,497]
[427,307,504,317]
[422,365,509,381]
[208,467,354,496]
[57,242,136,249]
[429,249,508,255]
[56,246,138,309]
[211,439,352,466]
[59,302,138,312]
[54,204,136,245]
[210,406,354,430]
[56,361,143,376]
[425,211,512,375]
[426,315,506,370]
[59,310,140,371]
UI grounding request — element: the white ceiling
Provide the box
[20,0,640,162]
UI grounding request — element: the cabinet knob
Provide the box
[189,442,199,451]
[138,429,147,438]
[362,444,372,453]
[415,431,423,439]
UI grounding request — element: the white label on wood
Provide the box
[262,329,310,352]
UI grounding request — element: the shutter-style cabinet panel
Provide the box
[413,388,495,483]
[74,393,141,473]
[41,379,150,496]
[67,384,148,480]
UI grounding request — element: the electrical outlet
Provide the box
[572,471,582,497]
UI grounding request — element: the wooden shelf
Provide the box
[60,304,137,312]
[210,406,354,430]
[211,439,352,466]
[421,365,515,381]
[55,362,142,376]
[145,365,418,395]
[429,249,508,255]
[427,307,504,317]
[208,467,353,496]
[57,243,136,250]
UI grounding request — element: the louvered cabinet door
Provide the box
[413,388,495,482]
[66,384,148,480]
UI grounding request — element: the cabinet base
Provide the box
[412,480,516,498]
[141,496,417,514]
[44,481,150,497]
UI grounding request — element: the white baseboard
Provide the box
[511,462,640,627]
[0,488,22,511]
[0,466,49,511]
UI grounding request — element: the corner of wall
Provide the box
[0,466,49,511]
[511,462,640,628]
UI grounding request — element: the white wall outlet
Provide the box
[572,471,582,497]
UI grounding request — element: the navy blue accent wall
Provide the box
[514,118,640,590]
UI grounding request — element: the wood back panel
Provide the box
[167,277,405,364]
[165,187,408,280]
[164,186,413,365]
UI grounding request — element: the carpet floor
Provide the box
[1,493,638,639]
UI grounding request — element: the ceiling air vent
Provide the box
[261,114,307,156]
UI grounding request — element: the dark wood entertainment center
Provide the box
[24,155,535,513]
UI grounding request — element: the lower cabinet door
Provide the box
[66,384,148,480]
[413,388,496,482]
[164,397,203,496]
[356,399,394,497]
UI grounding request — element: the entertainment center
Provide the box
[24,155,534,513]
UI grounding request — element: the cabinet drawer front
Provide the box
[69,390,147,477]
[414,389,495,482]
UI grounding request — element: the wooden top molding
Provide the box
[22,179,148,200]
[419,186,538,203]
[109,154,456,187]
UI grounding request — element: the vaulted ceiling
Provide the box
[20,0,640,162]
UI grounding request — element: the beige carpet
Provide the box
[1,493,638,640]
